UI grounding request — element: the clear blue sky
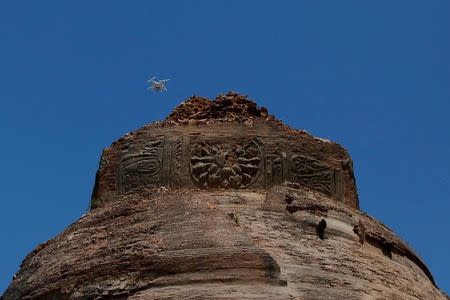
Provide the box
[1,1,449,295]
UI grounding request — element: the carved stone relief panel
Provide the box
[189,139,262,188]
[170,137,183,187]
[264,151,286,187]
[290,155,333,195]
[118,139,163,194]
[113,134,345,199]
[289,154,344,200]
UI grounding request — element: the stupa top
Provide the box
[90,92,359,209]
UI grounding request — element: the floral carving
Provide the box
[190,141,261,188]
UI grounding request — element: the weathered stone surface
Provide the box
[3,92,447,299]
[90,92,358,210]
[3,187,446,299]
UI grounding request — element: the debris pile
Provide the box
[164,91,274,126]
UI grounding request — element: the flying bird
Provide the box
[147,76,170,92]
